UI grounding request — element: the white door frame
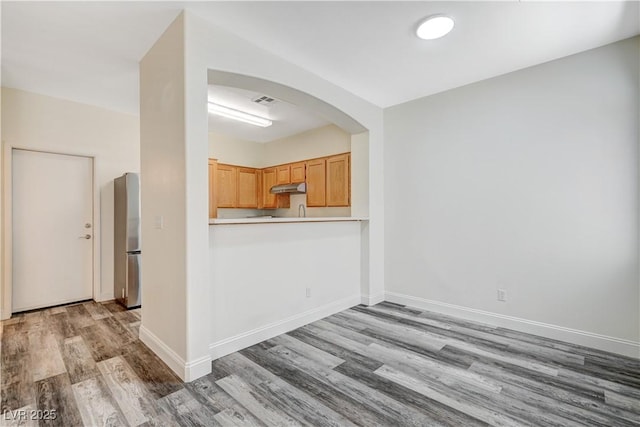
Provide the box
[1,144,101,319]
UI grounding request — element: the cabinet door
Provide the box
[326,154,350,207]
[276,165,291,185]
[290,162,306,183]
[208,159,218,218]
[262,168,277,209]
[237,167,258,208]
[216,164,237,208]
[256,170,264,209]
[306,159,326,207]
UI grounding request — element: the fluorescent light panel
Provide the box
[208,102,272,127]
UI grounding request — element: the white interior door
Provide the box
[12,149,93,312]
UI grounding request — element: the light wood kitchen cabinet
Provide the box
[262,168,277,208]
[276,165,291,185]
[256,170,264,209]
[212,152,349,214]
[208,159,218,218]
[326,153,350,207]
[306,158,326,207]
[290,162,306,183]
[262,167,290,209]
[216,164,237,208]
[237,167,259,208]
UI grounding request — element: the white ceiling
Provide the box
[2,1,638,118]
[189,1,639,108]
[207,85,329,143]
[1,2,183,115]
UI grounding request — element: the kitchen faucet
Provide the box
[298,203,306,218]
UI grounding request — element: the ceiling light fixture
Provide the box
[416,15,455,40]
[208,102,273,127]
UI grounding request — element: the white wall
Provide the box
[209,124,352,169]
[384,37,640,356]
[351,131,369,218]
[139,14,203,379]
[137,12,383,381]
[208,131,264,168]
[1,88,139,303]
[139,12,213,381]
[261,124,351,167]
[209,221,361,358]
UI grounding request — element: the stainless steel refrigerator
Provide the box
[114,173,141,309]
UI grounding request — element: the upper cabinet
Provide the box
[215,164,260,209]
[210,153,350,216]
[216,164,237,208]
[306,159,326,207]
[237,167,259,208]
[208,159,218,219]
[262,167,277,209]
[326,154,350,207]
[290,162,306,183]
[262,167,290,209]
[276,165,290,185]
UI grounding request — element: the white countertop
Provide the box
[209,216,368,225]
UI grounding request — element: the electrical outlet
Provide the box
[497,289,507,302]
[306,288,311,298]
[154,215,164,230]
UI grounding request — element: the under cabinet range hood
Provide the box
[270,182,306,194]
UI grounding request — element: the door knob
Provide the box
[79,234,92,239]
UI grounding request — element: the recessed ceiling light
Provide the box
[208,102,273,127]
[416,15,455,40]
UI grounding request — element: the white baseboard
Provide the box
[139,325,212,382]
[209,295,361,360]
[361,292,385,306]
[184,355,214,382]
[385,292,640,359]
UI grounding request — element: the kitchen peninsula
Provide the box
[206,124,369,359]
[208,214,367,359]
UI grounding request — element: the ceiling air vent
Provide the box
[252,95,277,105]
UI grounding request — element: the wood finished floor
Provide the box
[1,301,639,426]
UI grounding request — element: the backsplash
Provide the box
[274,194,351,218]
[217,208,269,219]
[217,195,350,219]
